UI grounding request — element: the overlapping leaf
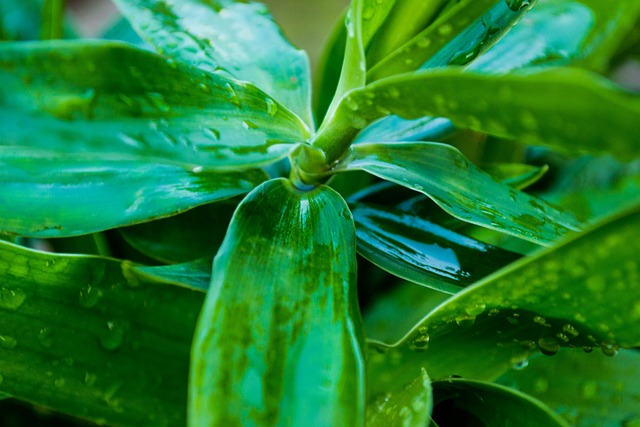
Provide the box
[351,202,521,294]
[189,179,365,426]
[430,379,569,426]
[339,68,640,158]
[0,40,310,236]
[113,0,314,126]
[0,240,203,427]
[368,0,536,80]
[499,350,640,426]
[368,205,640,398]
[339,142,580,245]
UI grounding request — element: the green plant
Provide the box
[1,0,640,425]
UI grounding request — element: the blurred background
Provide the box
[67,0,349,73]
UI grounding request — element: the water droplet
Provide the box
[418,326,428,335]
[104,383,125,413]
[85,372,97,386]
[191,166,204,174]
[416,37,431,48]
[0,288,26,311]
[265,98,278,116]
[582,346,593,353]
[204,128,220,141]
[438,24,453,36]
[99,321,127,352]
[533,316,547,326]
[512,358,529,370]
[601,341,620,357]
[505,0,531,11]
[520,340,536,350]
[79,284,102,308]
[586,276,605,292]
[465,303,486,316]
[411,333,430,350]
[455,314,476,327]
[165,59,178,69]
[242,120,259,130]
[54,378,66,388]
[582,381,598,399]
[556,333,570,343]
[225,83,241,108]
[0,335,17,349]
[387,87,401,99]
[562,324,579,337]
[345,96,359,111]
[538,337,560,356]
[38,327,55,348]
[362,6,374,20]
[145,92,171,113]
[198,82,211,94]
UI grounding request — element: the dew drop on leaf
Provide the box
[0,335,18,349]
[438,24,453,36]
[54,378,66,388]
[455,314,476,327]
[79,284,101,308]
[265,98,278,116]
[538,337,560,356]
[601,341,620,357]
[38,327,55,348]
[505,0,531,11]
[0,287,26,311]
[99,321,126,352]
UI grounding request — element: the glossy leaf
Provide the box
[499,350,640,426]
[341,68,640,159]
[0,40,313,236]
[126,257,212,292]
[368,205,640,395]
[0,41,307,168]
[364,0,448,65]
[113,0,313,127]
[0,151,267,237]
[314,9,347,123]
[355,116,455,144]
[189,179,365,426]
[340,142,580,245]
[431,379,569,427]
[352,202,521,294]
[119,202,236,263]
[321,0,367,123]
[366,368,432,427]
[482,163,549,189]
[368,0,535,80]
[0,240,203,427]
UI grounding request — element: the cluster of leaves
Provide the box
[1,0,640,426]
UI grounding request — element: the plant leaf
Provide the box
[340,142,580,245]
[0,240,203,427]
[119,202,236,263]
[366,368,432,427]
[341,67,640,159]
[431,379,569,427]
[368,0,536,81]
[0,41,308,169]
[355,116,455,144]
[0,150,267,237]
[0,40,314,236]
[498,350,640,426]
[125,257,212,292]
[314,9,347,123]
[367,205,640,395]
[482,163,548,189]
[351,201,521,294]
[113,0,313,127]
[189,178,365,426]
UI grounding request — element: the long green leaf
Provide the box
[0,240,203,427]
[367,205,640,396]
[368,0,535,80]
[113,0,313,127]
[0,40,312,236]
[352,201,521,294]
[340,142,581,245]
[189,178,365,426]
[498,350,640,426]
[126,257,212,292]
[431,379,569,427]
[366,368,432,427]
[340,68,640,158]
[119,202,236,263]
[0,41,307,169]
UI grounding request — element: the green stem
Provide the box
[41,0,66,40]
